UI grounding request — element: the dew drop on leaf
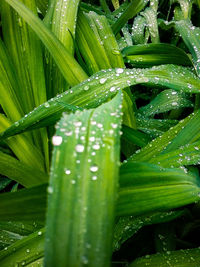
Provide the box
[90,166,98,172]
[75,144,85,153]
[52,136,63,146]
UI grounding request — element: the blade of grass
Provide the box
[76,10,137,129]
[122,43,192,67]
[0,228,45,267]
[130,247,200,266]
[150,140,200,168]
[129,110,200,162]
[4,0,88,86]
[1,0,49,169]
[113,210,184,251]
[46,0,80,97]
[0,151,48,187]
[175,19,200,77]
[121,125,152,147]
[117,162,200,216]
[45,92,123,267]
[112,0,148,35]
[1,64,200,139]
[141,7,160,43]
[0,114,45,172]
[0,184,47,222]
[0,39,24,122]
[138,89,193,117]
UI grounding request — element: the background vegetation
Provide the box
[0,0,200,266]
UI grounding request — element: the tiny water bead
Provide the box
[52,136,63,146]
[84,85,89,91]
[116,68,124,74]
[75,144,85,153]
[47,186,53,194]
[99,78,107,84]
[90,166,98,172]
[93,144,100,150]
[110,86,115,92]
[44,102,50,108]
[65,169,71,175]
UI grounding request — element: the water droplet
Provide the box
[84,85,89,91]
[89,137,95,142]
[71,180,76,184]
[110,86,115,92]
[15,121,19,127]
[111,123,118,129]
[65,169,71,175]
[75,144,84,153]
[47,186,53,194]
[82,256,88,264]
[44,102,50,108]
[52,136,63,146]
[116,68,124,74]
[99,78,107,84]
[171,102,178,106]
[74,121,82,127]
[112,49,120,55]
[93,144,100,150]
[92,176,97,180]
[97,123,103,128]
[90,166,98,172]
[26,249,30,253]
[38,231,42,236]
[65,131,72,136]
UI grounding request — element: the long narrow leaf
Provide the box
[4,0,88,86]
[0,151,48,187]
[45,92,123,266]
[1,64,200,140]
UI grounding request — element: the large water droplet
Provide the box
[99,78,107,84]
[76,144,84,153]
[52,136,63,146]
[90,166,98,172]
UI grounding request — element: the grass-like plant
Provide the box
[0,0,200,266]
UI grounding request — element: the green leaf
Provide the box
[45,0,80,97]
[0,151,48,187]
[138,89,193,117]
[1,65,200,140]
[76,11,136,129]
[122,43,192,67]
[0,184,47,222]
[117,162,200,216]
[131,15,148,45]
[4,0,88,86]
[150,140,200,168]
[129,110,200,162]
[44,92,123,266]
[121,125,152,147]
[112,0,148,35]
[0,228,44,267]
[141,7,160,43]
[113,210,184,251]
[0,114,46,172]
[0,39,24,122]
[175,19,200,76]
[130,247,200,266]
[1,0,49,169]
[136,115,178,138]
